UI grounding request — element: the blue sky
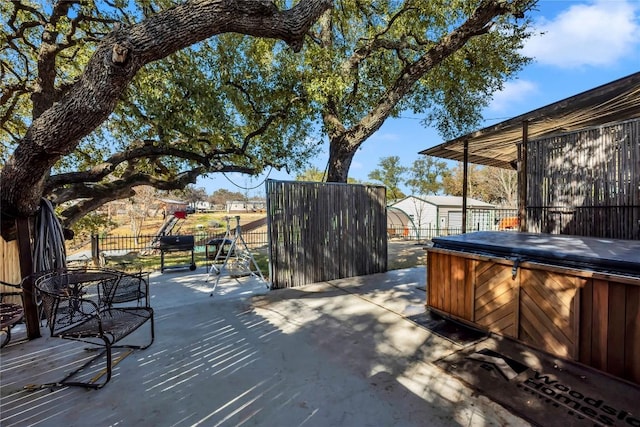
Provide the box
[197,0,640,197]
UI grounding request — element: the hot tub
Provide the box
[426,231,640,385]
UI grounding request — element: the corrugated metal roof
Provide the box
[419,71,640,169]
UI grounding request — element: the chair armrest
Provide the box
[0,280,23,304]
[0,280,21,290]
[0,280,22,295]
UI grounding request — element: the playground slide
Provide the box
[239,217,267,232]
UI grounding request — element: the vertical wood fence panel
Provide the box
[1,237,22,305]
[526,119,640,240]
[1,237,20,282]
[266,180,387,289]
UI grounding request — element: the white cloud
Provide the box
[370,132,400,142]
[523,0,640,68]
[488,79,538,113]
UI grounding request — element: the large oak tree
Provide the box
[2,0,537,234]
[0,0,331,235]
[259,0,534,182]
[47,38,320,227]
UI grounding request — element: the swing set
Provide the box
[206,216,267,294]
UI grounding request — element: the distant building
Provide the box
[158,198,188,216]
[192,201,213,212]
[225,200,266,213]
[390,195,496,234]
[386,206,417,238]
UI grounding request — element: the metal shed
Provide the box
[386,206,416,238]
[390,195,496,235]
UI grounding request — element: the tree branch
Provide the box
[54,165,255,226]
[342,4,417,75]
[344,0,520,151]
[1,0,332,218]
[43,139,249,192]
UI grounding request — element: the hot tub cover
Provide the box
[432,231,640,278]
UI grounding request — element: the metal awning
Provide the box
[419,71,640,169]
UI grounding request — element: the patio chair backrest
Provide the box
[34,269,120,335]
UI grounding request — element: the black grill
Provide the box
[158,235,195,251]
[205,238,234,260]
[158,235,196,272]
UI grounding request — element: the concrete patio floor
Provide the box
[3,265,634,426]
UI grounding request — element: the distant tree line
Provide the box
[295,156,517,207]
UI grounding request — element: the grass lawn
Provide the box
[104,241,427,276]
[83,212,428,275]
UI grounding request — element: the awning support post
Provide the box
[518,121,528,232]
[462,140,469,234]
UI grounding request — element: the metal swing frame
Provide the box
[206,216,267,294]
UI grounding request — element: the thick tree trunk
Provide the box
[323,0,517,184]
[326,135,357,183]
[0,0,331,219]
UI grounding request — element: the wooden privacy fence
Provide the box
[266,180,387,289]
[527,119,640,240]
[0,237,22,304]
